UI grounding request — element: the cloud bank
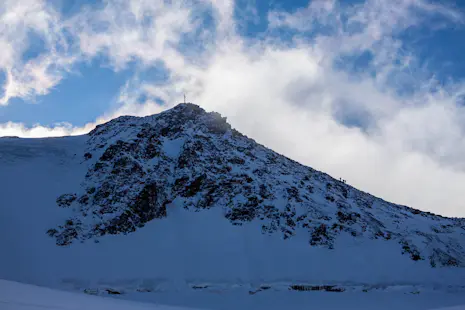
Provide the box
[1,0,465,217]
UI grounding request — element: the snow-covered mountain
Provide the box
[1,103,465,294]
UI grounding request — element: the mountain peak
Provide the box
[89,103,232,139]
[171,102,204,112]
[158,102,232,135]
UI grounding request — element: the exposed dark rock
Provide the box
[78,195,89,205]
[226,196,260,223]
[144,143,160,159]
[229,157,245,165]
[93,162,106,172]
[325,195,335,202]
[336,211,360,225]
[310,224,333,247]
[105,289,122,295]
[98,183,167,236]
[430,249,461,267]
[290,285,344,292]
[286,186,302,202]
[100,140,136,161]
[47,103,465,267]
[182,175,206,197]
[56,194,77,208]
[204,112,231,134]
[400,240,423,262]
[46,228,58,237]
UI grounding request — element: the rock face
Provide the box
[49,103,465,268]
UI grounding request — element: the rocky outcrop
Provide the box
[48,103,465,267]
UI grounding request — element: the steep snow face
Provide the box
[1,103,465,290]
[0,136,87,285]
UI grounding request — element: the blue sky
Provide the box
[1,0,465,216]
[1,0,464,128]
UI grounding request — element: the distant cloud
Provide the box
[0,121,87,137]
[1,0,465,217]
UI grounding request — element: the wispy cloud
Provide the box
[71,0,196,70]
[1,0,465,216]
[0,0,75,104]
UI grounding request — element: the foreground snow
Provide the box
[2,279,465,310]
[0,280,197,310]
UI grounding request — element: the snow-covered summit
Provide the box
[45,103,465,269]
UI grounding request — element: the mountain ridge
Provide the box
[45,102,465,269]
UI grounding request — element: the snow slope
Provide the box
[2,279,465,310]
[1,103,465,295]
[0,279,196,310]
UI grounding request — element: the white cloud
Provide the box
[1,0,465,217]
[0,121,88,138]
[268,0,338,32]
[0,0,75,104]
[71,0,202,71]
